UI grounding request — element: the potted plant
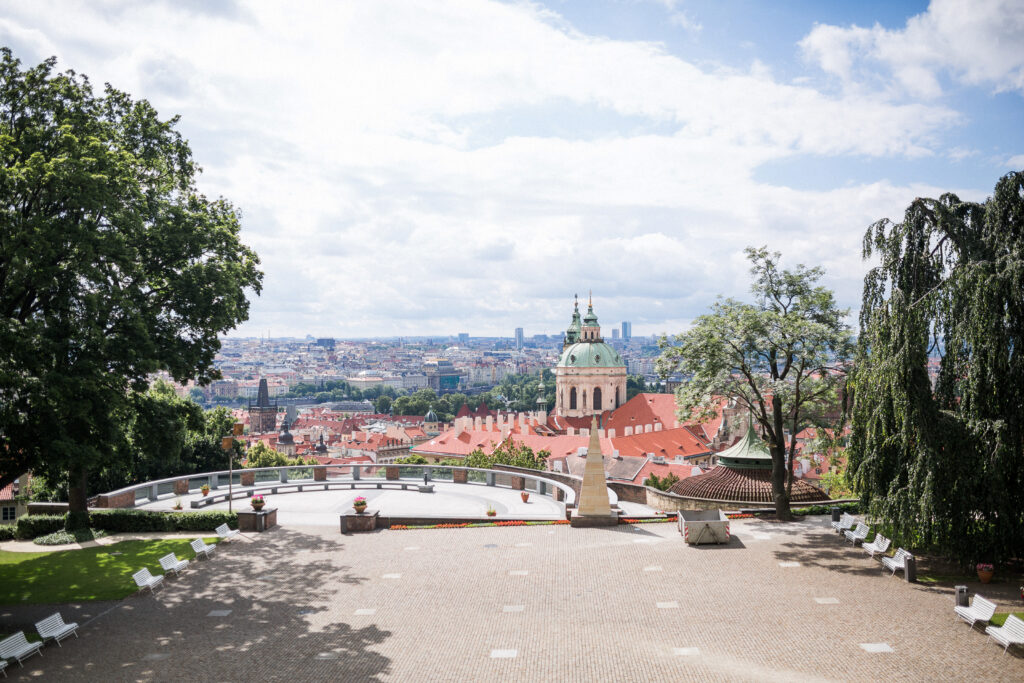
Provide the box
[251,494,266,511]
[976,562,994,584]
[200,484,210,497]
[353,496,367,514]
[172,498,183,511]
[486,505,496,517]
[520,491,530,503]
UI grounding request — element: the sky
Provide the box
[2,0,1023,338]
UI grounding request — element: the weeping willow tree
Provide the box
[849,171,1024,567]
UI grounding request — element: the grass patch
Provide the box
[0,537,218,604]
[33,528,109,546]
[991,612,1024,627]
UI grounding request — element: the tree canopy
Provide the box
[848,171,1024,566]
[0,49,262,516]
[657,247,852,519]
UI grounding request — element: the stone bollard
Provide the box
[904,555,917,583]
[385,466,400,480]
[453,469,467,484]
[511,476,525,491]
[240,471,255,487]
[314,466,327,482]
[174,479,190,495]
[830,507,841,523]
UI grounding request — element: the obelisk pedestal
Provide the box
[570,416,619,527]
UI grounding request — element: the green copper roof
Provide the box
[556,341,625,368]
[716,423,772,469]
[583,301,598,326]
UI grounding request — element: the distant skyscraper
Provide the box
[458,332,469,345]
[514,327,524,350]
[621,321,632,340]
[611,328,620,339]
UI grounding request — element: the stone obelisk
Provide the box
[570,416,618,526]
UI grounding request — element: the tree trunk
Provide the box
[771,449,792,521]
[66,464,91,529]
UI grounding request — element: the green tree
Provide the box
[657,247,852,520]
[462,440,549,471]
[643,472,680,491]
[374,395,392,414]
[395,454,428,464]
[848,171,1024,566]
[626,375,647,401]
[0,50,262,521]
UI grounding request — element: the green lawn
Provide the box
[992,612,1024,627]
[0,538,218,604]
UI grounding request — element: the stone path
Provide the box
[2,518,1022,681]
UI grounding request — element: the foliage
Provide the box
[395,454,428,465]
[789,502,861,516]
[626,375,647,402]
[0,525,14,541]
[15,514,65,540]
[818,467,853,498]
[89,509,237,532]
[849,171,1024,566]
[658,247,853,520]
[33,528,107,545]
[643,472,680,491]
[0,538,218,603]
[0,49,262,515]
[462,440,549,471]
[244,441,315,469]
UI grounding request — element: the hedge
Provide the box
[89,509,237,532]
[790,501,861,516]
[16,514,66,540]
[0,525,15,541]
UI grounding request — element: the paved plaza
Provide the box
[3,516,1023,681]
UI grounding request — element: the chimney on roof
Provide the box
[485,415,493,430]
[567,427,575,436]
[577,447,588,457]
[607,428,616,438]
[675,420,681,428]
[645,424,653,433]
[597,429,605,438]
[613,449,621,460]
[581,428,589,437]
[454,420,464,436]
[624,427,633,436]
[474,416,482,430]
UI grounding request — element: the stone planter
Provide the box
[341,509,378,533]
[238,507,277,532]
[252,503,265,512]
[521,492,530,503]
[978,569,994,584]
[354,504,367,515]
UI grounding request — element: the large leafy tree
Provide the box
[848,171,1024,566]
[0,49,262,519]
[658,248,853,520]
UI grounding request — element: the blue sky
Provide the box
[1,0,1022,337]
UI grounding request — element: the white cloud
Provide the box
[1007,154,1024,168]
[0,0,985,336]
[800,0,1024,98]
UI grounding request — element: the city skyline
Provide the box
[2,1,1022,337]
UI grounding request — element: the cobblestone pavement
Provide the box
[3,517,1023,682]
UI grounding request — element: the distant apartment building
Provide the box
[458,332,469,345]
[611,328,620,339]
[621,321,632,340]
[514,327,524,350]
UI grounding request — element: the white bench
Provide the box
[0,631,43,667]
[955,594,997,629]
[881,548,913,576]
[831,512,855,533]
[844,522,870,545]
[34,612,78,646]
[986,614,1024,654]
[0,657,6,676]
[191,538,216,560]
[159,553,189,576]
[215,523,240,542]
[862,533,890,558]
[132,567,164,594]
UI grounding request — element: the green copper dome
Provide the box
[557,341,624,368]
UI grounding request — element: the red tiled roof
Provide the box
[669,466,828,503]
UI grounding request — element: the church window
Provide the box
[593,387,602,410]
[570,387,577,410]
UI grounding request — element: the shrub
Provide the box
[89,509,237,532]
[33,528,108,546]
[791,501,861,516]
[16,514,66,540]
[0,525,15,541]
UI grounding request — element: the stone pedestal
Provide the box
[341,510,379,533]
[240,471,255,487]
[238,507,277,532]
[314,466,327,481]
[570,508,619,527]
[453,469,467,484]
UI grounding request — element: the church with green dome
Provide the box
[555,295,627,418]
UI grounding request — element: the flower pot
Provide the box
[486,510,496,517]
[201,490,209,497]
[521,492,530,503]
[978,570,994,584]
[252,503,265,511]
[354,504,367,515]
